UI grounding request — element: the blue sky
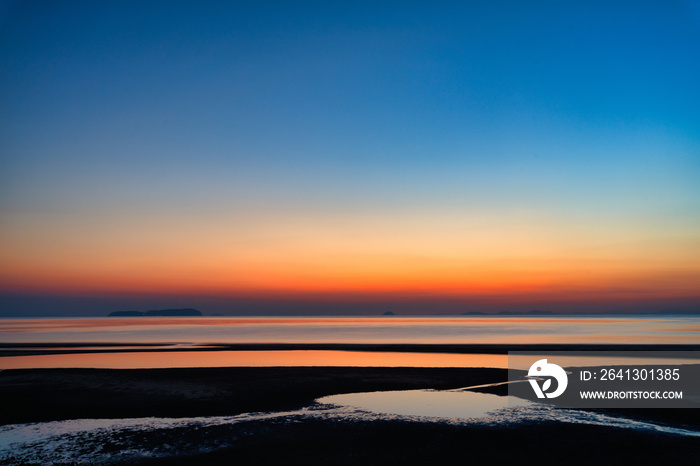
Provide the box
[2,1,699,211]
[1,1,699,315]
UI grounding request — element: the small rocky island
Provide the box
[108,308,202,317]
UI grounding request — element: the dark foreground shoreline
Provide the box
[140,415,700,466]
[2,350,699,465]
[0,366,505,425]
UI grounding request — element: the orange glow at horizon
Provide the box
[1,209,699,302]
[2,255,699,302]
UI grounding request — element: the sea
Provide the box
[2,315,699,345]
[1,315,698,463]
[0,315,698,369]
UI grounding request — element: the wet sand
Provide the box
[1,347,698,464]
[138,416,700,466]
[0,366,505,425]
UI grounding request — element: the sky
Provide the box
[1,1,699,316]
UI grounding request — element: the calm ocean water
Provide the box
[1,315,698,345]
[1,315,698,369]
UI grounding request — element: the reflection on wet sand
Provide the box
[318,389,530,418]
[0,350,508,370]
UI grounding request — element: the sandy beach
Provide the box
[0,366,508,425]
[1,349,699,465]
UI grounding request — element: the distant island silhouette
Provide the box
[108,308,202,317]
[97,308,700,318]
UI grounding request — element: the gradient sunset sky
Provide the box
[1,1,699,316]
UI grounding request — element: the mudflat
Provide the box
[0,366,505,425]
